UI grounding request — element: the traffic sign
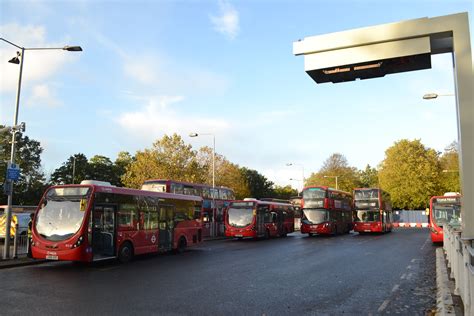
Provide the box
[6,162,20,181]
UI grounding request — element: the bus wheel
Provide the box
[265,229,270,239]
[308,233,314,237]
[118,242,133,263]
[281,229,288,237]
[176,237,187,254]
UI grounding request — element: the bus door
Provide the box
[256,207,266,237]
[158,205,174,251]
[92,205,116,258]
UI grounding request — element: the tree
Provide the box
[305,153,361,192]
[197,146,250,199]
[378,139,442,209]
[359,164,379,188]
[50,154,89,185]
[439,141,461,193]
[115,151,134,186]
[122,134,206,188]
[272,185,298,200]
[0,127,47,205]
[89,155,123,186]
[240,167,274,199]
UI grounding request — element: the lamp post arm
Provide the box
[0,38,23,49]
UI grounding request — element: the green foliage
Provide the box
[305,153,361,192]
[0,127,47,205]
[50,154,88,185]
[122,134,206,188]
[359,164,379,188]
[240,167,274,199]
[378,139,442,209]
[272,185,298,200]
[439,141,460,193]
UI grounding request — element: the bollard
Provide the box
[12,223,18,259]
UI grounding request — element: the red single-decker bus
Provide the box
[353,188,393,233]
[225,199,294,239]
[300,186,353,236]
[429,194,461,243]
[31,180,203,263]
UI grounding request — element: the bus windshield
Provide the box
[354,189,379,200]
[36,197,88,241]
[142,182,167,192]
[228,207,254,228]
[303,188,327,200]
[303,209,329,224]
[433,204,461,227]
[354,210,380,222]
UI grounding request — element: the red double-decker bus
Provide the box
[31,180,203,263]
[142,179,234,238]
[300,186,353,236]
[353,188,393,234]
[429,194,461,243]
[225,199,295,239]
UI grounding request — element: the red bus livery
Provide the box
[225,199,295,239]
[142,179,234,237]
[429,194,461,243]
[353,188,393,233]
[32,181,203,263]
[300,186,353,236]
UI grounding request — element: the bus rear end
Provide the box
[429,195,461,243]
[225,201,257,239]
[31,185,93,262]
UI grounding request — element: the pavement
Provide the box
[436,247,464,315]
[0,255,46,269]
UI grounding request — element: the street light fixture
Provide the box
[286,162,305,188]
[423,92,455,100]
[1,37,82,259]
[323,175,340,190]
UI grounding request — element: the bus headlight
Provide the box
[72,236,84,248]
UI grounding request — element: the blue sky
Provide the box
[0,0,472,190]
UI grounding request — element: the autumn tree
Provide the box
[122,134,206,188]
[378,139,442,209]
[0,127,47,205]
[196,146,250,199]
[439,141,461,193]
[305,153,361,192]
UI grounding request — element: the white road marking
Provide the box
[400,273,406,279]
[391,284,400,292]
[377,299,390,312]
[420,237,430,250]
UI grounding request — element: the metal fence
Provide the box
[393,210,429,223]
[444,224,474,315]
[0,224,29,259]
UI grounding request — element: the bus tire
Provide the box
[265,229,270,239]
[118,241,133,263]
[176,237,187,254]
[308,233,314,237]
[281,229,288,237]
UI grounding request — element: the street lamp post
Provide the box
[323,175,340,190]
[286,163,305,192]
[1,38,82,259]
[189,133,215,188]
[189,132,216,237]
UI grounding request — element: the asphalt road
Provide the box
[0,228,436,315]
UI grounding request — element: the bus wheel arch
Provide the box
[118,241,134,263]
[176,236,187,254]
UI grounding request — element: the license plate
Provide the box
[46,255,58,260]
[235,234,243,237]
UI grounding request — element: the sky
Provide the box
[0,0,472,191]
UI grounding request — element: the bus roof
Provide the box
[230,199,292,207]
[143,179,234,191]
[45,184,203,202]
[302,185,352,195]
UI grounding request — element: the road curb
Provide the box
[436,247,456,315]
[0,259,47,270]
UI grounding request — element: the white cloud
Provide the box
[116,95,230,145]
[26,84,62,107]
[210,0,240,40]
[0,23,80,110]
